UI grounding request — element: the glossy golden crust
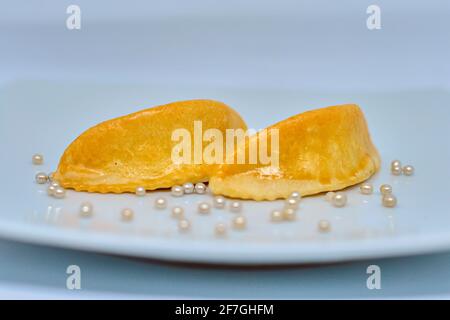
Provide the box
[209,104,381,200]
[54,100,247,193]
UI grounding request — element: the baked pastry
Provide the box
[209,104,380,200]
[54,99,247,193]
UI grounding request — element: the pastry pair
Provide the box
[54,100,380,200]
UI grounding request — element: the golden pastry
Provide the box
[54,99,247,193]
[209,104,380,200]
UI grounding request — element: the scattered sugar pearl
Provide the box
[183,182,194,194]
[171,206,184,219]
[194,182,207,194]
[178,219,191,232]
[32,154,44,165]
[155,197,167,209]
[171,185,184,197]
[35,172,48,184]
[391,165,402,176]
[360,183,373,195]
[380,184,392,195]
[198,202,211,214]
[47,184,57,196]
[270,210,283,222]
[80,202,93,217]
[53,186,66,199]
[121,208,134,221]
[331,192,347,208]
[289,191,302,200]
[135,186,146,196]
[325,191,335,202]
[215,223,227,237]
[50,181,59,188]
[230,201,242,213]
[318,220,331,232]
[285,197,299,210]
[391,160,402,169]
[382,194,397,208]
[232,215,246,230]
[403,165,414,176]
[213,196,226,209]
[283,208,296,221]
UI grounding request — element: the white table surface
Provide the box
[1,238,450,299]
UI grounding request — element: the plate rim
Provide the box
[1,220,450,265]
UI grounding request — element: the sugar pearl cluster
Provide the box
[358,182,397,208]
[359,182,397,208]
[32,154,67,199]
[391,160,414,176]
[270,191,301,223]
[354,158,415,207]
[36,173,66,199]
[169,182,208,197]
[380,184,397,208]
[151,181,246,234]
[325,191,347,208]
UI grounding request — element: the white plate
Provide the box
[1,82,450,265]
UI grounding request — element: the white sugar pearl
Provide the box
[135,186,146,196]
[283,208,296,221]
[47,185,57,196]
[391,160,402,169]
[230,201,242,213]
[270,210,283,222]
[318,220,331,232]
[232,215,246,230]
[178,219,191,232]
[360,183,373,195]
[215,223,227,237]
[198,202,211,214]
[332,192,347,208]
[382,194,397,208]
[380,184,392,195]
[290,191,302,200]
[325,191,335,202]
[32,154,44,165]
[194,182,207,194]
[35,172,48,184]
[155,197,167,209]
[403,165,414,176]
[183,182,194,194]
[213,196,226,209]
[171,185,184,197]
[50,181,60,187]
[391,165,402,176]
[80,202,93,217]
[285,197,299,209]
[53,186,66,199]
[121,208,134,221]
[171,206,184,219]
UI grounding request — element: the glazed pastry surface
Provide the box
[54,99,247,193]
[209,104,381,200]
